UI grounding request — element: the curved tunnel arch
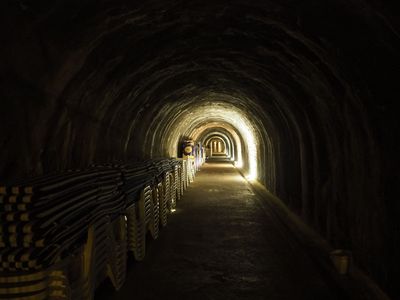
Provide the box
[205,135,229,157]
[143,100,267,182]
[1,0,399,297]
[203,132,234,159]
[206,136,228,155]
[192,123,244,167]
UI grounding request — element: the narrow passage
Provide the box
[96,162,340,300]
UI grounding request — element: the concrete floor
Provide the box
[95,162,377,300]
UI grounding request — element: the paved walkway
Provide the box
[95,162,374,300]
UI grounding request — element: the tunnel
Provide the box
[0,0,399,299]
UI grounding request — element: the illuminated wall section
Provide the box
[154,102,261,181]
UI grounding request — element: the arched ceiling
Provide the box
[1,0,399,296]
[3,0,397,183]
[146,101,261,178]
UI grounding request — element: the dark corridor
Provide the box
[0,1,399,299]
[95,162,386,300]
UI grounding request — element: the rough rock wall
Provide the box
[0,0,399,296]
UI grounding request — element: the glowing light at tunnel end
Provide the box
[165,102,259,182]
[246,173,257,181]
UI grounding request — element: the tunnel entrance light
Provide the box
[246,173,257,181]
[163,102,259,181]
[209,137,228,157]
[204,132,233,160]
[197,106,258,180]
